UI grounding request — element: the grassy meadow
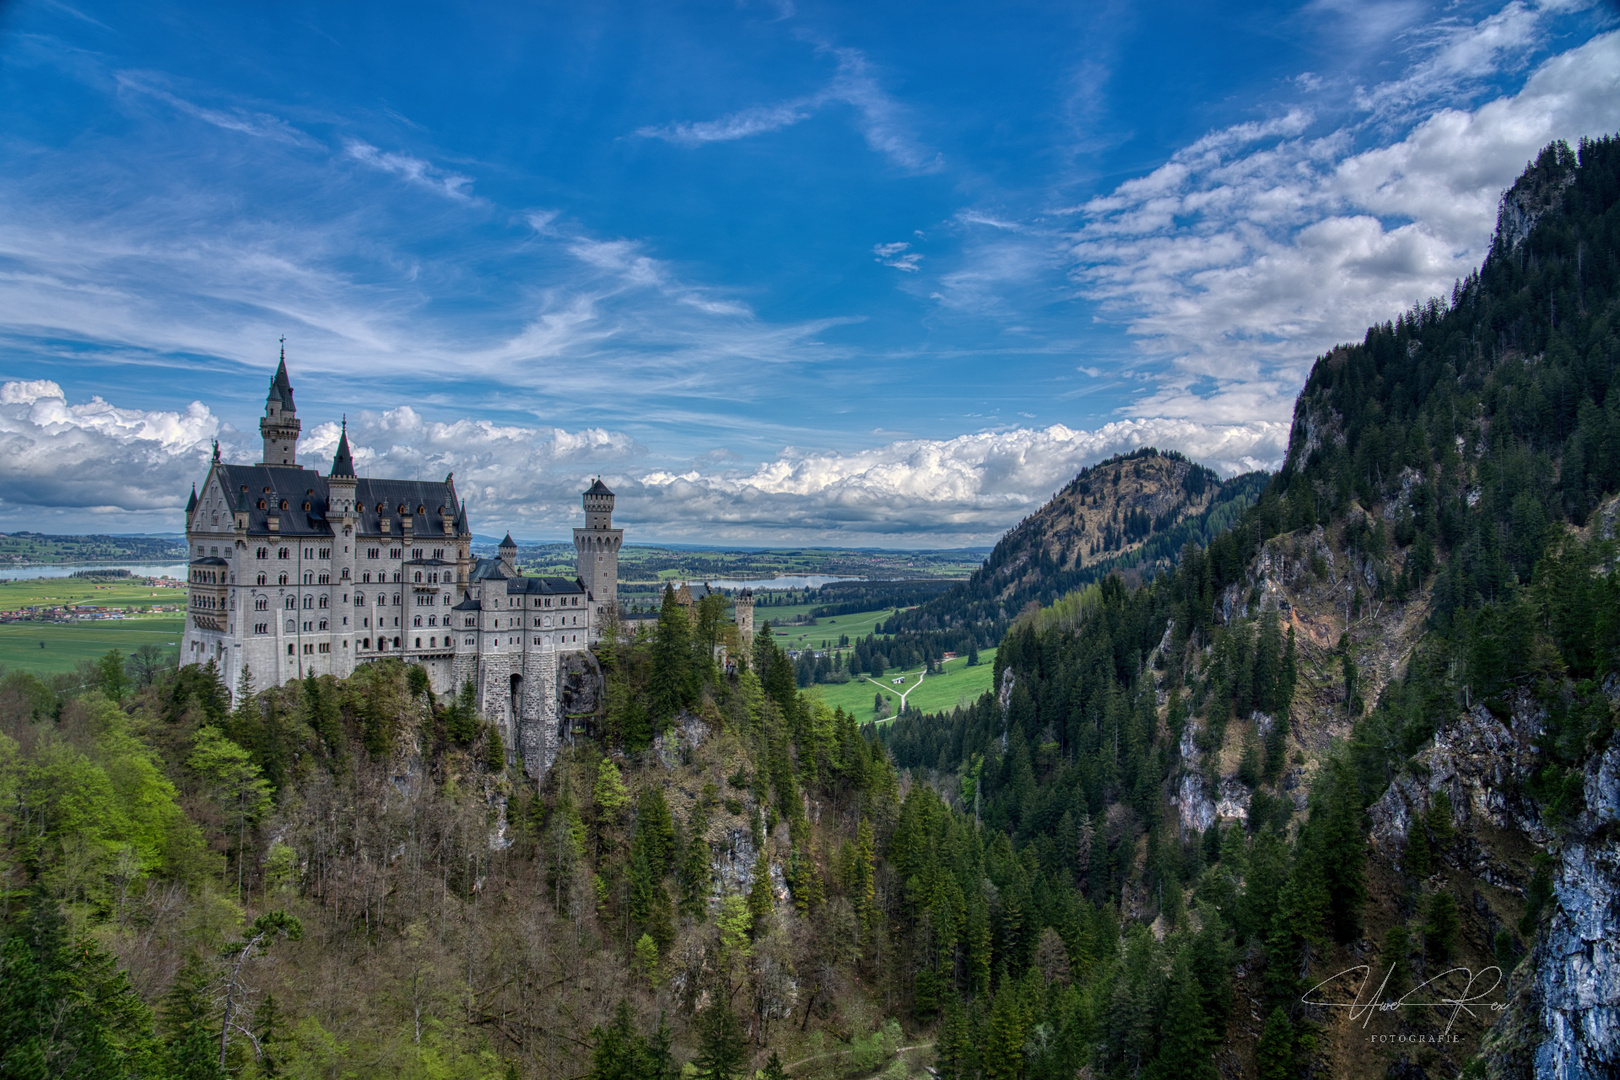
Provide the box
[810,647,998,726]
[0,615,186,675]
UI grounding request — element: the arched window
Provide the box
[254,597,268,611]
[355,593,365,606]
[256,573,267,585]
[414,571,422,583]
[278,573,288,585]
[413,616,422,627]
[303,572,313,584]
[284,596,295,609]
[303,595,313,609]
[278,548,290,559]
[318,595,328,609]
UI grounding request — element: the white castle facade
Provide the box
[181,356,622,776]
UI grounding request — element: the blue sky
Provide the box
[1,0,1617,545]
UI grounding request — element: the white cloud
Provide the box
[0,380,1281,544]
[618,417,1285,544]
[873,241,922,271]
[344,140,478,203]
[635,46,940,172]
[115,71,318,147]
[1069,26,1620,425]
[0,379,218,518]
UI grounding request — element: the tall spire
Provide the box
[330,416,356,479]
[259,340,302,466]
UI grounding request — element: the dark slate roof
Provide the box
[585,478,613,497]
[212,463,466,539]
[186,485,198,513]
[190,556,228,567]
[505,575,585,596]
[330,424,356,478]
[269,358,295,411]
[500,533,516,548]
[452,592,481,611]
[467,557,510,583]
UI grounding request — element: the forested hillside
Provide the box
[2,136,1618,1080]
[882,136,1620,1078]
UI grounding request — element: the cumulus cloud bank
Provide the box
[0,380,1277,544]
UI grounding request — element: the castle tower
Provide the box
[498,532,517,574]
[734,588,754,653]
[573,478,621,616]
[259,342,301,466]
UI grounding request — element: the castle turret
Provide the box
[573,478,622,617]
[498,532,517,574]
[734,588,755,653]
[259,341,301,466]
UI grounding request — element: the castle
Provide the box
[181,355,621,776]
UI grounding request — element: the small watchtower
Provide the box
[573,478,622,616]
[734,588,755,653]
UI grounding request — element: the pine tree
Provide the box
[691,1002,746,1080]
[1152,952,1218,1080]
[747,846,774,930]
[1254,1006,1293,1080]
[649,585,696,724]
[679,805,713,920]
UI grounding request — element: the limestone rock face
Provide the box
[1527,743,1620,1079]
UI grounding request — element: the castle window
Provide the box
[432,548,443,560]
[412,548,423,560]
[280,500,289,511]
[465,637,474,646]
[256,547,268,559]
[367,548,379,559]
[390,548,401,559]
[278,573,288,586]
[303,596,313,609]
[413,616,422,627]
[303,621,313,632]
[416,505,424,515]
[465,617,475,628]
[362,571,371,583]
[278,548,289,559]
[319,643,330,654]
[415,637,421,648]
[318,619,328,630]
[429,637,436,647]
[258,499,267,510]
[414,571,422,583]
[340,568,350,580]
[196,545,204,556]
[287,644,295,655]
[362,638,370,649]
[398,504,407,515]
[254,597,268,611]
[442,594,449,605]
[319,548,330,558]
[428,572,437,584]
[355,593,365,606]
[318,573,330,585]
[254,623,267,635]
[303,572,313,585]
[318,596,328,609]
[303,644,314,655]
[303,502,311,511]
[392,594,400,606]
[393,637,400,648]
[256,573,267,586]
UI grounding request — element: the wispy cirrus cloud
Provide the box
[343,140,479,202]
[635,45,941,172]
[115,71,319,146]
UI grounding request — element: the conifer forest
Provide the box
[3,138,1620,1080]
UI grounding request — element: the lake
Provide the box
[0,563,190,581]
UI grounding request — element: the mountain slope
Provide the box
[883,136,1620,1079]
[886,448,1266,644]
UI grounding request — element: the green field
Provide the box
[0,615,186,675]
[809,647,998,726]
[755,602,898,652]
[0,576,186,612]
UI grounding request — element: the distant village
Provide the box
[0,574,184,624]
